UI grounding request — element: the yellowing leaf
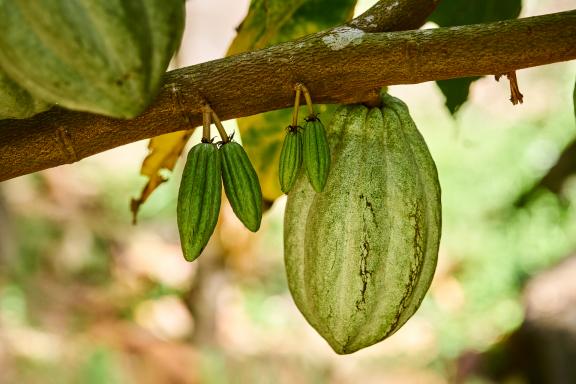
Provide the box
[131,130,193,223]
[227,0,307,55]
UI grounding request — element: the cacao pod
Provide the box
[302,117,330,192]
[221,141,263,232]
[278,126,303,194]
[284,93,441,354]
[0,0,185,118]
[0,67,50,120]
[177,142,222,262]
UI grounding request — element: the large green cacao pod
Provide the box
[302,117,330,192]
[0,68,50,120]
[177,142,222,262]
[284,93,441,354]
[278,126,303,194]
[0,0,185,118]
[221,141,263,232]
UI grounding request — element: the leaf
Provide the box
[228,0,357,200]
[131,130,194,223]
[436,77,481,115]
[227,0,308,55]
[429,0,522,27]
[429,0,522,115]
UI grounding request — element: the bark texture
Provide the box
[0,2,574,181]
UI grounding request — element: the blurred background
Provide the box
[1,0,576,383]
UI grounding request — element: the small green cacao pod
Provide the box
[221,141,263,232]
[0,67,50,120]
[302,117,330,192]
[284,94,441,354]
[278,126,303,194]
[177,142,222,262]
[0,0,185,118]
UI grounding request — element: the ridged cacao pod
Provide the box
[284,93,441,354]
[302,117,330,192]
[278,126,303,194]
[177,142,222,262]
[221,141,263,232]
[0,68,50,120]
[0,0,185,118]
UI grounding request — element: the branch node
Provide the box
[167,82,193,125]
[56,125,78,164]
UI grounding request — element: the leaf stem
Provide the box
[202,105,211,142]
[299,83,316,117]
[291,85,302,127]
[211,110,230,142]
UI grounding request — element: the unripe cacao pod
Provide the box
[278,126,303,194]
[0,68,50,120]
[302,117,330,192]
[284,93,441,354]
[221,141,263,232]
[177,142,222,262]
[0,0,185,118]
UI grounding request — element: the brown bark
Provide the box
[0,6,575,181]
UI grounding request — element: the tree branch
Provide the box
[1,8,575,181]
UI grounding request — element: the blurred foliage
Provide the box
[131,130,194,225]
[429,0,522,115]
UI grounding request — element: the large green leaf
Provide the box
[573,76,575,120]
[429,0,521,27]
[430,0,522,115]
[228,0,357,201]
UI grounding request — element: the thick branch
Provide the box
[1,9,575,181]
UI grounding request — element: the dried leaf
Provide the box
[131,130,193,223]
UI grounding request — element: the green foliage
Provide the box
[572,76,576,118]
[0,0,185,119]
[436,77,481,115]
[429,0,522,28]
[228,0,357,200]
[429,0,522,115]
[0,68,50,120]
[229,0,357,54]
[417,73,576,355]
[79,348,124,384]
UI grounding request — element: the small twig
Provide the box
[201,105,212,142]
[211,110,230,143]
[298,83,316,117]
[496,71,524,105]
[291,85,302,127]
